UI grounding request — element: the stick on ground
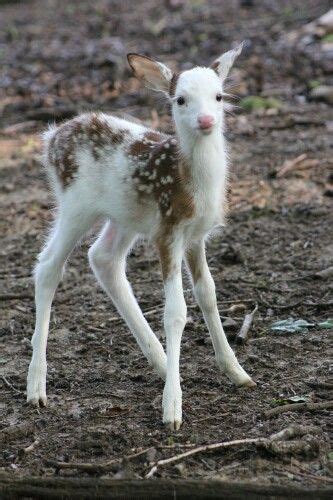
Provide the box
[145,425,318,478]
[47,447,154,473]
[264,400,333,418]
[236,304,258,344]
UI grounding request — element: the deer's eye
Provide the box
[176,96,185,106]
[216,93,222,102]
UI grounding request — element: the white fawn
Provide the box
[27,44,255,430]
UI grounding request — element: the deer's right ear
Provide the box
[127,54,173,93]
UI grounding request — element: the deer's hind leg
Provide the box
[186,239,256,387]
[88,221,167,380]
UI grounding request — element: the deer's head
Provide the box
[128,44,243,137]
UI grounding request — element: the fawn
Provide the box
[27,44,255,430]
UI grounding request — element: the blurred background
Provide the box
[0,0,332,210]
[0,0,332,487]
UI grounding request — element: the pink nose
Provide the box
[198,115,214,130]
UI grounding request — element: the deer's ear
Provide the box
[127,53,173,93]
[210,42,244,81]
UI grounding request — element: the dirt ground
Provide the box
[0,0,332,494]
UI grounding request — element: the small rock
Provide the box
[223,317,238,328]
[325,121,333,132]
[318,9,333,34]
[175,462,187,475]
[146,448,157,463]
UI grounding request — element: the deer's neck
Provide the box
[177,127,228,193]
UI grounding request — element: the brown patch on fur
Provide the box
[144,130,163,142]
[132,135,195,280]
[128,133,195,280]
[49,119,84,188]
[186,247,202,283]
[169,73,179,97]
[48,114,128,188]
[130,137,194,218]
[128,130,163,158]
[156,237,174,281]
[210,60,220,75]
[86,114,127,160]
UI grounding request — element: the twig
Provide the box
[236,304,258,344]
[157,443,197,450]
[259,298,333,310]
[259,298,302,310]
[2,376,23,394]
[47,447,154,472]
[315,266,333,279]
[145,425,314,478]
[217,299,254,304]
[264,400,333,418]
[22,438,40,454]
[288,464,333,484]
[0,293,33,301]
[305,380,333,391]
[266,439,319,456]
[146,437,265,478]
[276,154,319,178]
[1,422,35,439]
[268,424,319,441]
[276,154,306,177]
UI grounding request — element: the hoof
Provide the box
[239,379,257,389]
[27,395,47,407]
[165,420,182,431]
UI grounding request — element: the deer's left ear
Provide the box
[210,42,244,81]
[127,53,173,93]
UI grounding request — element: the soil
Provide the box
[0,0,332,494]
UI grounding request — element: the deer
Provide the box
[27,43,256,430]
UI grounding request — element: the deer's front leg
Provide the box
[158,238,186,431]
[186,240,256,387]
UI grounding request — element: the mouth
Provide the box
[197,126,213,135]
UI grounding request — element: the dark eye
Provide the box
[177,96,185,106]
[216,93,222,102]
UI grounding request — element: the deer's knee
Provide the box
[88,242,125,292]
[34,256,63,292]
[194,274,217,312]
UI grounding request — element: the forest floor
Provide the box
[0,0,332,495]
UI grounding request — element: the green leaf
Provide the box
[322,34,333,43]
[270,395,309,407]
[287,395,309,403]
[308,80,321,89]
[270,318,314,333]
[166,436,174,446]
[241,96,282,112]
[318,319,333,329]
[271,317,333,333]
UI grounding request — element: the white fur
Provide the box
[27,47,254,429]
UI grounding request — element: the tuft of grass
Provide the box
[322,34,333,43]
[165,436,174,446]
[240,96,282,112]
[308,80,321,89]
